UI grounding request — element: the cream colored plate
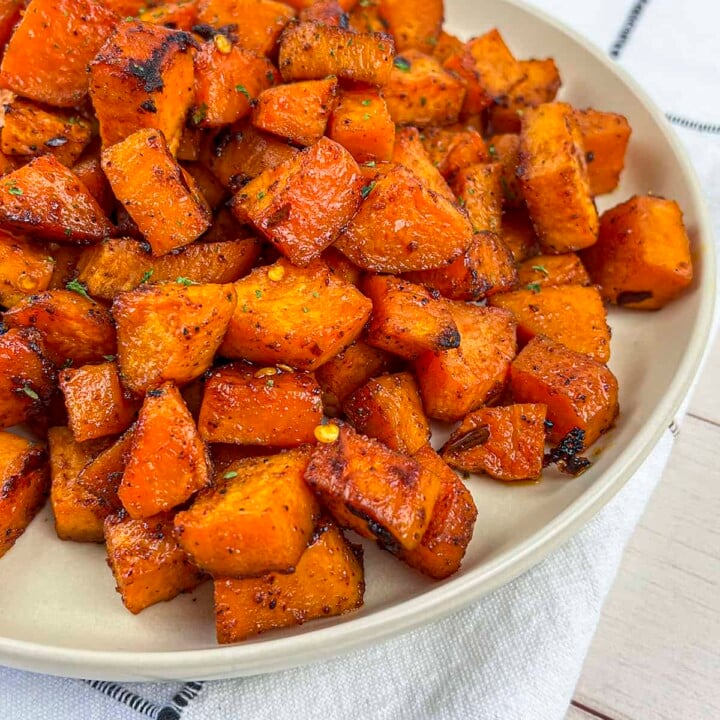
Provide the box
[0,0,715,681]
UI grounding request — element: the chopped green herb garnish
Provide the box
[362,112,371,120]
[255,289,263,299]
[361,99,372,106]
[457,197,466,208]
[223,470,238,479]
[235,84,251,99]
[363,160,376,168]
[176,277,195,286]
[531,265,549,276]
[140,269,154,284]
[266,70,275,82]
[488,143,498,158]
[103,355,116,362]
[500,176,517,202]
[302,306,309,313]
[265,378,275,388]
[21,385,39,401]
[393,56,411,72]
[311,291,320,298]
[527,282,542,293]
[7,185,22,196]
[64,227,72,237]
[360,181,376,199]
[241,303,250,313]
[191,103,208,125]
[66,279,91,301]
[257,191,266,200]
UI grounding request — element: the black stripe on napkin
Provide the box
[666,114,720,135]
[610,0,651,58]
[86,680,205,719]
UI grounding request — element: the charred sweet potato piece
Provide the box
[72,150,116,216]
[175,447,319,577]
[516,253,590,288]
[510,335,618,447]
[0,0,117,107]
[0,232,54,307]
[392,127,454,202]
[442,403,547,482]
[59,362,139,443]
[581,195,693,310]
[490,284,611,363]
[501,209,538,262]
[89,21,195,154]
[335,164,473,272]
[383,50,465,127]
[463,29,525,104]
[575,109,631,196]
[252,77,338,146]
[397,445,476,579]
[403,230,518,301]
[488,133,523,208]
[453,162,502,234]
[119,382,210,518]
[0,155,112,243]
[327,90,395,163]
[198,364,323,446]
[305,423,440,550]
[421,126,489,180]
[232,137,362,266]
[112,282,237,393]
[362,274,460,359]
[102,129,212,256]
[378,0,441,53]
[220,258,371,369]
[415,303,516,422]
[278,22,394,85]
[105,512,206,614]
[343,372,429,454]
[77,236,260,300]
[215,519,364,642]
[138,1,199,30]
[518,103,598,253]
[0,432,49,559]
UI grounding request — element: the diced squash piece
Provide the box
[335,164,473,272]
[252,77,338,146]
[102,129,212,256]
[516,253,590,288]
[215,519,364,642]
[490,284,611,363]
[464,29,525,103]
[0,232,54,307]
[47,245,89,291]
[72,150,116,216]
[231,137,362,266]
[305,423,440,550]
[442,403,547,481]
[362,273,460,359]
[415,303,516,422]
[397,445,476,579]
[392,126,454,202]
[220,258,372,369]
[348,0,385,33]
[383,50,465,127]
[89,21,195,154]
[0,155,113,243]
[198,364,323,446]
[378,0,441,53]
[501,209,538,262]
[175,447,319,576]
[421,126,489,180]
[453,162,502,233]
[581,195,693,310]
[112,282,237,393]
[488,133,523,208]
[279,22,394,84]
[441,50,490,117]
[0,0,117,107]
[432,30,463,63]
[59,362,139,443]
[321,245,362,286]
[77,236,260,300]
[403,230,518,301]
[575,109,631,196]
[510,335,618,447]
[0,432,49,559]
[138,1,199,30]
[343,372,429,454]
[518,103,598,253]
[180,162,228,209]
[119,382,210,518]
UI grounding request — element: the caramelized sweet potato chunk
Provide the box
[488,133,523,208]
[392,127,454,202]
[215,519,364,642]
[463,29,525,103]
[501,209,538,262]
[138,1,199,30]
[175,447,320,577]
[72,150,116,216]
[516,253,590,288]
[0,232,54,307]
[421,126,489,180]
[181,162,228,210]
[442,403,547,482]
[0,1,22,54]
[348,0,385,33]
[453,162,502,234]
[510,335,618,447]
[378,0,441,52]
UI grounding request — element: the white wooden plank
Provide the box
[572,415,720,720]
[687,331,720,425]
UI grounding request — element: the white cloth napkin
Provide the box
[1,1,718,718]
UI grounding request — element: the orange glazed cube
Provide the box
[378,0,441,53]
[489,133,524,208]
[0,232,54,308]
[501,209,539,263]
[421,126,490,180]
[175,448,320,577]
[464,29,525,104]
[516,253,591,288]
[453,162,503,234]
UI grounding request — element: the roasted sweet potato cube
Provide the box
[421,126,489,180]
[383,50,465,127]
[575,109,631,196]
[214,519,364,642]
[442,404,547,482]
[180,162,228,209]
[209,443,278,473]
[397,445,476,579]
[198,364,323,446]
[119,382,210,518]
[403,230,518,301]
[0,0,117,107]
[0,0,22,53]
[464,29,525,103]
[278,22,394,84]
[581,195,693,309]
[321,246,362,286]
[343,372,429,454]
[362,274,460,359]
[220,258,371,369]
[231,138,361,266]
[175,447,319,576]
[0,155,112,243]
[501,209,538,262]
[518,103,598,253]
[392,127,454,202]
[335,165,473,272]
[59,362,139,443]
[0,432,49,559]
[510,335,618,447]
[252,77,338,146]
[378,0,441,53]
[348,0,385,33]
[0,232,54,307]
[102,129,212,256]
[488,133,523,208]
[516,253,590,288]
[72,150,116,216]
[138,1,199,30]
[112,282,237,393]
[453,162,502,234]
[441,49,491,117]
[193,40,277,128]
[89,21,195,153]
[415,303,516,422]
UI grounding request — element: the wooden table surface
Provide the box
[566,332,720,720]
